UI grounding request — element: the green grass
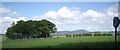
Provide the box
[0,35,2,49]
[2,36,120,48]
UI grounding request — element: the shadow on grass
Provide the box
[2,41,120,50]
[35,41,120,49]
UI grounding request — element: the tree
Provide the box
[73,34,76,37]
[6,27,15,39]
[66,34,69,37]
[78,34,81,36]
[6,19,57,39]
[38,19,57,38]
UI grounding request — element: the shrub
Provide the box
[66,34,69,37]
[76,34,79,36]
[78,34,81,36]
[73,34,76,37]
[69,34,72,37]
[83,33,92,36]
[102,33,107,36]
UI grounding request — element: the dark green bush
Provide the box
[79,34,81,36]
[73,34,76,37]
[66,34,69,37]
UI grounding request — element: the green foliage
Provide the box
[66,34,72,37]
[66,34,69,37]
[78,34,81,36]
[73,34,76,37]
[83,33,92,36]
[75,34,79,36]
[101,33,107,36]
[66,34,82,37]
[6,19,57,39]
[66,33,113,37]
[106,34,113,36]
[93,33,113,36]
[68,34,72,37]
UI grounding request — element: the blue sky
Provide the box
[2,2,115,18]
[1,0,120,2]
[0,2,118,34]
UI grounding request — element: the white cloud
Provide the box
[0,7,21,17]
[34,6,113,26]
[82,9,103,18]
[31,3,118,31]
[0,16,26,34]
[33,6,81,25]
[44,11,57,19]
[105,3,118,17]
[12,17,26,24]
[91,18,97,21]
[0,7,11,14]
[0,7,27,34]
[0,16,13,26]
[88,27,92,30]
[57,7,75,18]
[0,16,13,34]
[12,11,17,14]
[0,16,26,26]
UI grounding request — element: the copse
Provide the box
[6,19,57,39]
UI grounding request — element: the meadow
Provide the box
[0,35,2,49]
[2,36,120,48]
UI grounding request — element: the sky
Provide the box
[1,0,120,2]
[0,2,118,34]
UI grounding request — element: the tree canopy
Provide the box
[6,19,57,39]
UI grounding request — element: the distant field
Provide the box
[2,36,120,48]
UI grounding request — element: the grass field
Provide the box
[2,36,120,48]
[0,35,2,49]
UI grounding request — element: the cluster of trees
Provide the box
[83,33,92,36]
[66,33,113,37]
[94,33,113,36]
[6,19,57,39]
[66,34,81,37]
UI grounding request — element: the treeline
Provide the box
[6,19,57,39]
[66,33,116,37]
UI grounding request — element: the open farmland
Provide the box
[2,36,120,48]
